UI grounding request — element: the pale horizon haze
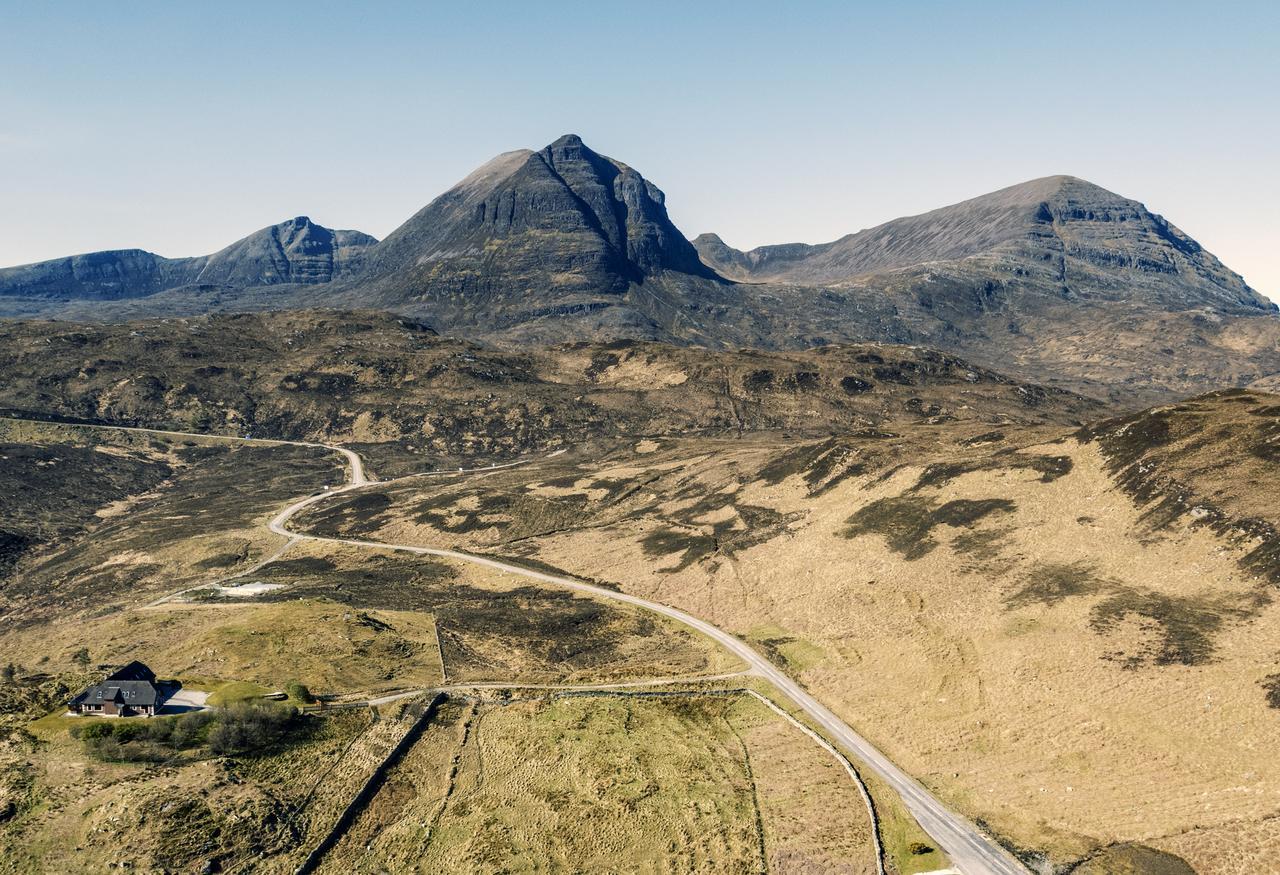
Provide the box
[2,1,1276,300]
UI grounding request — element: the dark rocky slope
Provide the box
[333,134,724,336]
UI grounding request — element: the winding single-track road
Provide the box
[8,418,1027,874]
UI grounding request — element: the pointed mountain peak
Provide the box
[363,134,717,298]
[549,133,585,147]
[539,133,609,171]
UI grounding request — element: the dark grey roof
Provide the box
[106,661,156,683]
[70,679,160,707]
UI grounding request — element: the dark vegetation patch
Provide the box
[912,452,1073,492]
[781,371,822,391]
[1079,393,1280,586]
[1248,440,1280,463]
[72,702,303,763]
[903,398,944,417]
[298,491,394,537]
[1005,561,1266,668]
[742,369,774,392]
[1089,590,1256,668]
[1261,673,1280,709]
[484,553,620,591]
[306,468,655,548]
[1007,562,1111,609]
[839,376,872,394]
[951,528,1013,562]
[278,371,357,395]
[1066,842,1195,875]
[962,430,1005,446]
[840,496,1015,560]
[584,352,620,381]
[1077,408,1174,465]
[264,556,337,575]
[640,528,717,572]
[541,474,583,489]
[193,548,250,571]
[414,491,589,539]
[0,441,172,582]
[432,585,669,678]
[576,474,655,504]
[255,553,457,612]
[747,634,822,673]
[872,363,917,385]
[253,553,681,677]
[0,530,36,581]
[1012,384,1050,407]
[756,438,867,495]
[4,443,343,623]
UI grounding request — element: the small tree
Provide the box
[72,648,91,668]
[1,663,15,684]
[284,680,316,704]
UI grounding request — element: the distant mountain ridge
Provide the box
[693,175,1269,314]
[1,135,1278,403]
[0,216,376,300]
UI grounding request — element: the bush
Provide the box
[284,681,316,704]
[73,721,116,741]
[75,710,220,762]
[908,841,934,856]
[207,702,298,756]
[170,710,216,747]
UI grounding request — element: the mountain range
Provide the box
[2,134,1277,403]
[0,216,375,300]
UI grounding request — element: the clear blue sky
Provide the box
[2,1,1277,298]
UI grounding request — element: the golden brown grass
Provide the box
[315,694,880,875]
[332,430,1280,870]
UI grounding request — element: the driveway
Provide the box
[157,688,210,715]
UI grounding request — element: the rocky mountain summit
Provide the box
[0,216,376,300]
[339,134,720,331]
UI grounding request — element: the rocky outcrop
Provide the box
[0,217,376,300]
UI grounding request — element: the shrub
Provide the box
[73,721,116,741]
[76,709,221,762]
[207,702,298,756]
[908,841,934,856]
[284,681,316,704]
[170,710,216,747]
